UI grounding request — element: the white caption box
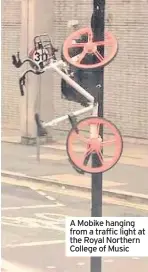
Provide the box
[65,217,148,257]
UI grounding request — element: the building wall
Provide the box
[1,0,54,138]
[19,0,55,139]
[52,0,148,139]
[2,0,148,140]
[52,0,93,135]
[1,0,21,131]
[104,0,148,139]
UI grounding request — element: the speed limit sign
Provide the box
[29,48,50,67]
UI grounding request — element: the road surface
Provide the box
[1,176,148,272]
[2,142,148,195]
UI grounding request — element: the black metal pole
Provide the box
[91,1,105,272]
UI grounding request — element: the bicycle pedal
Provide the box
[35,113,48,137]
[68,114,79,133]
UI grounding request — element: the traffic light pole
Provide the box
[91,1,105,272]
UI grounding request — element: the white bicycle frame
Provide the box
[33,59,99,137]
[20,56,99,139]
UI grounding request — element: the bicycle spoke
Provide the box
[83,147,93,160]
[94,51,104,62]
[96,150,104,164]
[94,39,113,47]
[76,133,89,144]
[102,139,116,146]
[97,122,101,135]
[68,43,86,48]
[76,50,86,63]
[82,147,94,166]
[88,31,93,42]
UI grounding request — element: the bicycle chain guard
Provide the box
[66,117,123,174]
[63,27,118,69]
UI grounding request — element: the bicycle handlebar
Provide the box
[19,76,26,96]
[12,52,40,70]
[12,54,22,68]
[19,69,44,96]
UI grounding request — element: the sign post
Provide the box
[91,1,105,272]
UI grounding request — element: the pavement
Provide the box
[1,140,148,203]
[1,176,148,272]
[1,137,148,270]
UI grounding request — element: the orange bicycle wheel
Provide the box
[66,117,123,174]
[63,27,118,69]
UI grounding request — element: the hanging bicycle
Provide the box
[12,27,123,174]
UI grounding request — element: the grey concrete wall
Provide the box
[52,0,148,140]
[51,0,93,136]
[33,0,54,124]
[2,0,148,140]
[104,0,148,139]
[2,0,21,132]
[20,0,54,139]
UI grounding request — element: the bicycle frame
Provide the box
[12,30,123,173]
[20,58,98,134]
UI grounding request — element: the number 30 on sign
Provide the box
[32,49,49,64]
